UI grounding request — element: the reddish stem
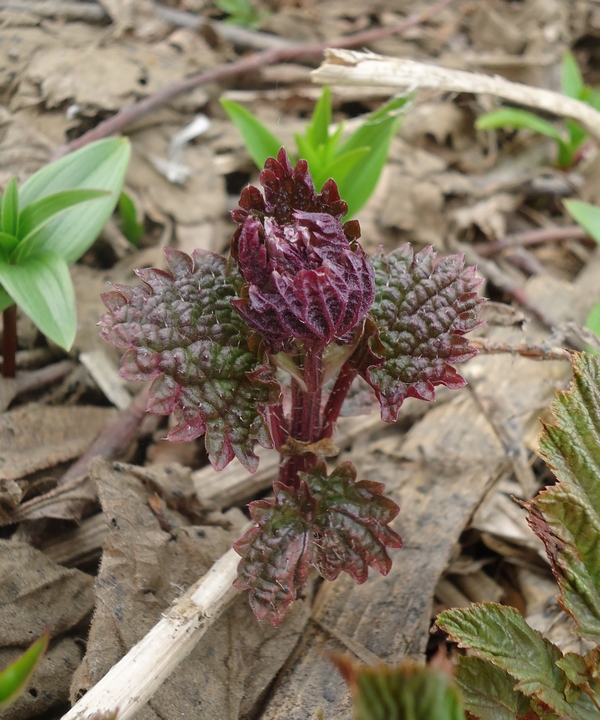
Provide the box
[322,362,358,438]
[2,304,17,378]
[300,343,324,444]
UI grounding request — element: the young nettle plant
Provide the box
[100,149,484,624]
[0,138,130,376]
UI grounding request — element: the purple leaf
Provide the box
[303,462,402,583]
[99,247,277,472]
[364,245,484,422]
[230,149,375,352]
[233,481,315,625]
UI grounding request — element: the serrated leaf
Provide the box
[436,604,582,717]
[0,252,76,350]
[306,86,332,149]
[99,247,275,472]
[565,200,600,244]
[302,461,402,583]
[1,178,19,237]
[333,655,466,720]
[475,108,566,143]
[233,481,314,625]
[363,245,484,422]
[562,51,585,100]
[17,189,109,243]
[17,138,129,264]
[454,656,534,720]
[0,631,49,708]
[335,96,408,217]
[532,352,600,641]
[220,99,287,170]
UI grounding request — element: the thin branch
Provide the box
[474,225,590,257]
[470,338,572,362]
[311,49,600,139]
[53,0,453,158]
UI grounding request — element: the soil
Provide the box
[1,0,600,718]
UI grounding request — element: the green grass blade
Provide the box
[0,631,49,708]
[220,99,286,169]
[1,178,19,237]
[18,189,109,241]
[565,199,600,244]
[305,86,332,149]
[0,252,76,350]
[476,108,566,142]
[561,51,585,100]
[118,191,144,246]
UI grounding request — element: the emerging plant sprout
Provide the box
[100,149,484,624]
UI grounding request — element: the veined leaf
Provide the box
[0,252,76,350]
[0,631,49,708]
[17,189,109,243]
[305,86,332,149]
[17,138,130,264]
[220,99,287,169]
[476,108,566,143]
[562,51,585,100]
[565,199,600,244]
[454,656,534,720]
[1,178,19,237]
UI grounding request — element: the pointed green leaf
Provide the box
[1,178,19,237]
[18,189,109,242]
[0,285,13,313]
[0,253,76,350]
[220,99,287,169]
[476,108,566,142]
[294,133,324,184]
[0,232,19,258]
[319,146,370,188]
[306,86,332,149]
[565,200,600,244]
[562,51,585,100]
[0,631,49,708]
[17,138,130,264]
[586,302,600,350]
[117,192,144,246]
[454,657,534,720]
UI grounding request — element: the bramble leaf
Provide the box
[364,245,484,422]
[233,481,314,624]
[436,604,597,719]
[99,247,276,472]
[454,656,535,720]
[333,655,466,720]
[303,461,402,583]
[531,352,600,642]
[234,461,401,624]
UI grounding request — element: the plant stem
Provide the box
[301,343,323,444]
[2,304,17,378]
[322,361,358,438]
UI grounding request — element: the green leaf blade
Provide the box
[17,138,130,264]
[475,108,566,143]
[565,199,600,244]
[306,86,332,149]
[118,192,144,246]
[1,178,19,237]
[562,51,585,100]
[18,189,109,242]
[0,253,76,350]
[0,631,49,708]
[220,99,286,169]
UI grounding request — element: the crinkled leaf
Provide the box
[0,252,76,350]
[302,461,402,583]
[220,99,287,170]
[99,247,276,472]
[333,655,466,720]
[436,604,584,718]
[454,656,535,720]
[17,138,129,264]
[0,630,49,708]
[1,178,19,237]
[531,352,600,641]
[363,245,484,422]
[233,481,314,625]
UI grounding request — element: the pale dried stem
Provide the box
[470,338,572,362]
[60,544,245,720]
[311,50,600,139]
